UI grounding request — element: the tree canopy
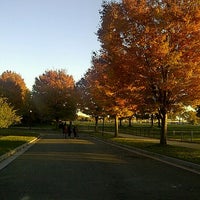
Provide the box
[91,0,200,144]
[0,70,28,115]
[32,69,77,122]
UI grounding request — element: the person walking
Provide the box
[73,125,78,138]
[63,122,68,139]
[67,122,72,137]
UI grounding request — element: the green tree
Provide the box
[0,98,21,128]
[32,69,77,123]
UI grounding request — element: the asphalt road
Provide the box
[0,133,200,200]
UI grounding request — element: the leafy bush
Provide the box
[0,98,21,128]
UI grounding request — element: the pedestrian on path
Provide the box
[73,125,78,138]
[68,121,72,137]
[63,122,68,139]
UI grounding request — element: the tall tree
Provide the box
[87,53,136,136]
[32,69,77,123]
[97,0,200,144]
[0,70,28,115]
[76,74,104,131]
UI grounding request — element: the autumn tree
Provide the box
[97,0,200,144]
[76,75,104,131]
[85,52,136,136]
[0,97,21,128]
[32,69,77,123]
[0,71,29,116]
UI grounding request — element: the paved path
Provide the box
[0,133,200,200]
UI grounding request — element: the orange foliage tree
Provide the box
[32,69,77,123]
[0,70,28,116]
[97,0,200,144]
[76,72,105,132]
[86,52,136,136]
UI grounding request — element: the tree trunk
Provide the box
[102,117,105,136]
[128,116,132,127]
[119,118,122,127]
[156,113,161,127]
[95,116,98,132]
[160,111,167,145]
[114,115,119,137]
[150,114,154,127]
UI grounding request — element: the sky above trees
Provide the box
[0,0,106,89]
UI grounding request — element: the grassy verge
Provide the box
[0,127,40,137]
[90,132,200,165]
[0,127,40,156]
[0,136,37,156]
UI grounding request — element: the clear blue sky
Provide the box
[0,0,105,89]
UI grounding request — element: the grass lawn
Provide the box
[0,136,37,156]
[90,131,200,165]
[79,121,200,143]
[112,137,200,165]
[0,127,40,156]
[0,127,40,137]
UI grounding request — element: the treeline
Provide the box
[76,0,200,145]
[0,69,77,128]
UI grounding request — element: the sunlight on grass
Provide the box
[0,136,37,156]
[93,134,200,165]
[0,136,36,142]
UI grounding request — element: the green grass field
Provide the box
[0,136,37,156]
[77,121,200,143]
[111,137,200,164]
[88,131,200,165]
[0,127,40,156]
